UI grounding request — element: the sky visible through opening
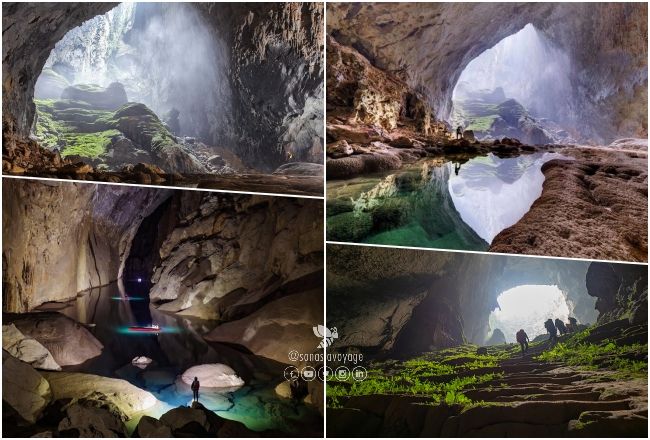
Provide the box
[452,23,572,121]
[489,284,570,343]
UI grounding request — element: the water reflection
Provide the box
[37,282,320,434]
[449,152,566,243]
[327,152,567,250]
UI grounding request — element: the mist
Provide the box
[36,2,231,142]
[453,24,574,123]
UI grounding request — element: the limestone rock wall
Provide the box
[327,2,647,143]
[2,180,169,313]
[149,191,324,323]
[327,245,598,356]
[586,262,648,324]
[3,2,324,172]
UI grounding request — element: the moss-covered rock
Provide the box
[326,211,373,242]
[33,97,206,174]
[371,198,411,231]
[327,198,355,216]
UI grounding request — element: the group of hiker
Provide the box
[515,317,579,355]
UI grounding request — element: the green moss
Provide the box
[61,130,121,158]
[535,329,647,378]
[326,211,373,242]
[466,115,498,132]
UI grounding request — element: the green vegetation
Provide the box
[33,97,176,160]
[465,115,498,132]
[535,327,647,378]
[34,99,119,158]
[326,345,505,409]
[60,130,122,158]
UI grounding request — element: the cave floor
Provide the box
[326,319,648,437]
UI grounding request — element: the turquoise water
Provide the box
[38,281,321,434]
[326,152,566,250]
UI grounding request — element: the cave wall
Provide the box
[327,245,599,357]
[2,2,115,137]
[2,179,170,313]
[327,2,647,143]
[147,191,323,319]
[197,2,324,169]
[586,261,648,324]
[3,2,324,171]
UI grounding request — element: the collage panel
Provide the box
[2,177,324,437]
[325,243,648,437]
[325,2,648,262]
[3,2,324,196]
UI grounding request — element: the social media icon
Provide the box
[283,366,299,382]
[335,366,349,380]
[302,366,316,381]
[318,366,332,381]
[352,366,367,381]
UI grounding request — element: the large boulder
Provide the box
[41,372,159,419]
[112,103,207,174]
[61,82,128,110]
[159,403,226,437]
[133,415,174,438]
[180,364,244,388]
[7,312,103,366]
[57,400,128,437]
[204,289,323,364]
[2,324,61,370]
[2,350,52,423]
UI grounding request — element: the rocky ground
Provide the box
[327,319,648,437]
[490,142,648,262]
[3,82,324,196]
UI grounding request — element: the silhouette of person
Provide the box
[191,377,200,402]
[516,329,530,355]
[454,162,461,175]
[555,318,568,336]
[456,126,463,139]
[567,317,578,333]
[544,319,558,343]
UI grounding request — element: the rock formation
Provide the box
[326,245,642,356]
[2,179,171,312]
[328,2,647,143]
[2,350,52,423]
[5,313,103,366]
[586,262,648,324]
[3,2,324,175]
[2,324,61,370]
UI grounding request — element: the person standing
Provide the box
[516,329,530,355]
[191,377,200,402]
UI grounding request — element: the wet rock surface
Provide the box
[5,313,103,366]
[2,350,52,424]
[2,180,170,312]
[490,145,648,262]
[2,323,61,371]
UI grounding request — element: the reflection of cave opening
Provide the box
[123,196,175,325]
[451,23,576,144]
[489,284,570,343]
[32,2,233,169]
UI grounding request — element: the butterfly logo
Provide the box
[313,325,338,348]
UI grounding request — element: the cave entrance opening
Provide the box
[32,2,230,167]
[451,23,575,145]
[489,284,571,343]
[122,196,174,325]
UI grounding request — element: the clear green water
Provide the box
[326,153,565,251]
